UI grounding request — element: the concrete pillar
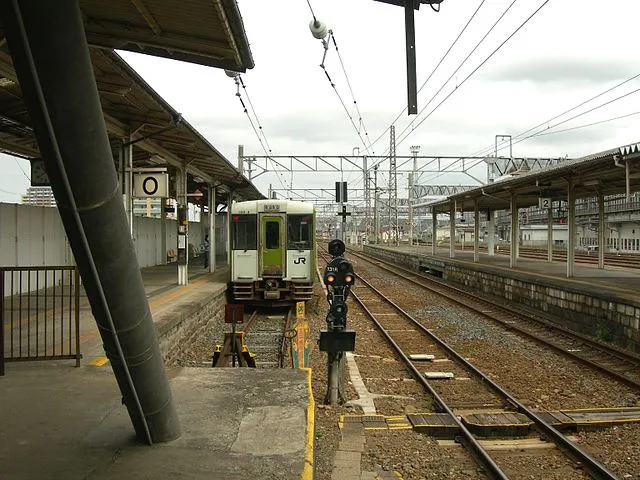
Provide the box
[431,207,437,256]
[473,200,479,262]
[487,210,495,256]
[598,192,605,269]
[176,167,188,285]
[209,185,216,273]
[567,179,575,278]
[449,201,455,259]
[161,197,167,264]
[0,0,180,442]
[510,191,518,268]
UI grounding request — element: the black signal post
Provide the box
[320,240,356,405]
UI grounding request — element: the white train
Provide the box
[229,199,316,304]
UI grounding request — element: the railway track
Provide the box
[319,250,618,479]
[241,307,292,368]
[351,249,640,391]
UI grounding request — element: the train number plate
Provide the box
[264,204,280,212]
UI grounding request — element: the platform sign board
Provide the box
[538,197,551,209]
[291,320,310,368]
[224,304,244,324]
[296,301,305,319]
[134,173,168,198]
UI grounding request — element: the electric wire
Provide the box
[306,0,317,22]
[232,76,288,192]
[424,71,640,182]
[471,71,640,157]
[393,0,521,149]
[320,53,372,155]
[532,110,640,137]
[13,157,30,181]
[238,76,273,154]
[330,32,375,154]
[395,0,552,150]
[370,0,487,149]
[0,187,21,196]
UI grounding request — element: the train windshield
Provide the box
[288,214,313,250]
[232,214,257,250]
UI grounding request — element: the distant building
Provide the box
[21,186,56,207]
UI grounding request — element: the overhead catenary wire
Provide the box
[330,32,375,155]
[392,0,522,151]
[370,0,487,149]
[424,71,640,183]
[238,75,273,154]
[395,0,552,150]
[470,71,640,158]
[232,75,289,192]
[532,110,640,137]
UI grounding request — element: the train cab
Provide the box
[230,199,316,304]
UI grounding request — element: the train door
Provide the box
[260,214,285,277]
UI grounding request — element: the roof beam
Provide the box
[130,0,162,35]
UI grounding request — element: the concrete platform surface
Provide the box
[0,365,312,480]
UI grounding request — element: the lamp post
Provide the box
[409,145,420,246]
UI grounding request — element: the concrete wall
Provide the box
[364,245,640,354]
[1,204,229,296]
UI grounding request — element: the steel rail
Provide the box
[351,249,640,391]
[345,253,618,480]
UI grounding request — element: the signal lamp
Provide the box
[326,274,336,284]
[344,274,354,284]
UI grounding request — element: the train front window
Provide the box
[232,214,257,250]
[288,215,313,250]
[265,221,280,249]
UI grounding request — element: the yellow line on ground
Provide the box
[88,356,109,367]
[301,367,315,480]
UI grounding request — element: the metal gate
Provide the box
[1,266,81,376]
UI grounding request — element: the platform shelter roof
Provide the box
[428,142,640,214]
[0,33,263,201]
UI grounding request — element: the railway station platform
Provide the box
[0,259,313,480]
[362,244,640,353]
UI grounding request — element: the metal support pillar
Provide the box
[227,190,234,266]
[431,207,437,255]
[0,0,180,443]
[598,192,605,269]
[547,204,553,262]
[161,197,167,264]
[363,156,369,243]
[126,136,134,237]
[209,185,216,272]
[176,168,188,285]
[404,0,417,114]
[408,173,413,246]
[390,126,398,246]
[487,210,495,256]
[449,201,455,259]
[473,200,479,263]
[510,192,518,268]
[373,166,379,244]
[567,179,575,278]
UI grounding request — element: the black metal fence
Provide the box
[1,266,81,376]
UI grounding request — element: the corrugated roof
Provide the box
[428,142,640,213]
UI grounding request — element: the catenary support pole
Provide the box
[0,0,180,443]
[598,191,605,269]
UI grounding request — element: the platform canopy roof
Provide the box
[81,0,253,72]
[429,142,640,214]
[0,0,263,202]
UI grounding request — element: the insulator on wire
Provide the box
[309,19,328,39]
[225,69,240,78]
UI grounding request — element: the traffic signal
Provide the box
[324,257,355,287]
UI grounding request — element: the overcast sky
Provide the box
[2,0,640,204]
